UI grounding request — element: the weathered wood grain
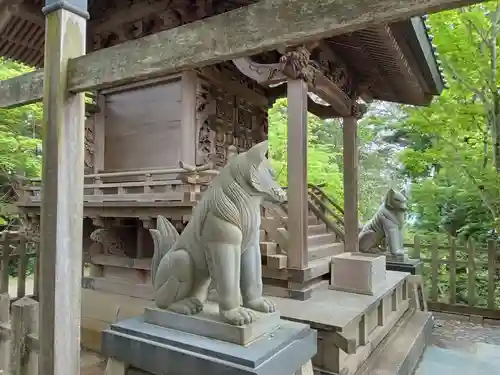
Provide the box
[38,8,86,375]
[65,0,487,92]
[0,70,43,108]
[286,79,309,269]
[342,116,359,252]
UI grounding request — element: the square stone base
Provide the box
[386,256,423,275]
[101,316,317,375]
[330,252,386,295]
[144,302,280,346]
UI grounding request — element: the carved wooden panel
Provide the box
[194,80,268,167]
[195,79,216,166]
[84,115,95,174]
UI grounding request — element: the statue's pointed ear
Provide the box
[246,141,268,162]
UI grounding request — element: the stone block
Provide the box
[329,252,386,295]
[144,302,280,346]
[101,316,317,375]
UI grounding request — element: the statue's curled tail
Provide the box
[149,215,180,284]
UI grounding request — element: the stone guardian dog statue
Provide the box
[358,188,408,256]
[149,141,287,326]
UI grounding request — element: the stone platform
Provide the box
[101,316,317,375]
[271,271,411,375]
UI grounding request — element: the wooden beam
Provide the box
[0,70,43,108]
[38,3,87,375]
[286,79,309,269]
[0,0,486,107]
[65,0,485,93]
[0,0,22,33]
[342,116,359,252]
[16,2,45,27]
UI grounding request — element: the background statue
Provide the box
[358,188,408,256]
[149,141,287,326]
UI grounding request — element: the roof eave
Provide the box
[407,16,445,96]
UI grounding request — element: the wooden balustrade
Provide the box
[17,165,219,205]
[403,235,500,319]
[0,232,38,301]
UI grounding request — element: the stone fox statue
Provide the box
[358,188,408,256]
[149,141,287,326]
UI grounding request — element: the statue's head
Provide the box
[231,141,287,204]
[384,188,407,212]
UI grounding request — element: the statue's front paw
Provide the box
[244,297,276,313]
[220,307,257,326]
[168,297,204,315]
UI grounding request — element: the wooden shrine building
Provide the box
[0,0,484,374]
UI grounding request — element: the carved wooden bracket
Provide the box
[232,51,351,117]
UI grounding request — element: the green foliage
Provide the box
[268,98,344,204]
[0,59,42,228]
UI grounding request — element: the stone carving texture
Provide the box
[149,141,287,326]
[358,188,408,256]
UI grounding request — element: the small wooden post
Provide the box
[448,236,457,305]
[467,239,476,306]
[342,116,359,252]
[10,297,38,375]
[413,235,421,259]
[1,233,10,294]
[430,238,439,302]
[0,293,11,371]
[487,240,496,309]
[105,358,127,375]
[286,79,309,269]
[39,1,88,374]
[33,243,40,300]
[17,236,27,299]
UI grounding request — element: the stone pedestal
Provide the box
[101,315,317,375]
[385,254,422,275]
[144,302,280,346]
[329,252,386,295]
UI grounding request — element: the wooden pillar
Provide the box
[180,70,198,165]
[39,1,88,375]
[342,116,359,252]
[93,94,106,173]
[286,79,308,269]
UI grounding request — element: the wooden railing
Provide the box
[18,164,219,205]
[404,235,500,319]
[0,293,39,373]
[0,232,38,301]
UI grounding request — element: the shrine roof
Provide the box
[0,0,444,107]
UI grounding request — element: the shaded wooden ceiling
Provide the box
[0,0,444,106]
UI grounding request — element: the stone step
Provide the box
[308,242,343,262]
[307,233,336,248]
[280,215,318,225]
[308,223,328,235]
[260,241,277,255]
[355,311,433,375]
